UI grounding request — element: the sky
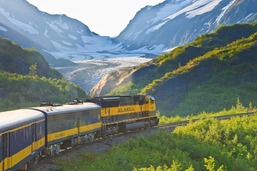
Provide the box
[26,0,165,37]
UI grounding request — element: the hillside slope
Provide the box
[0,37,86,111]
[0,36,62,78]
[91,23,257,116]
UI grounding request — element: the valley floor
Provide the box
[56,57,151,93]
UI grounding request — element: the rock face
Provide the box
[115,0,257,52]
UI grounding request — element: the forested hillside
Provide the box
[91,23,257,116]
[0,36,62,78]
[0,37,86,111]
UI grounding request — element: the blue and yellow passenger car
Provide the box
[33,102,102,155]
[0,109,45,171]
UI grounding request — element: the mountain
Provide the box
[1,0,257,63]
[0,0,125,64]
[0,36,62,78]
[0,36,86,111]
[116,0,257,53]
[91,23,257,116]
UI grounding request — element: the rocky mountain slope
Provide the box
[0,0,125,64]
[91,23,257,116]
[1,0,257,64]
[116,0,257,53]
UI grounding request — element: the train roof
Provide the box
[146,95,155,100]
[32,102,100,116]
[0,109,45,134]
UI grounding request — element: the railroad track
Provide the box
[158,110,257,130]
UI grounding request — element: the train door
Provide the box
[3,133,10,171]
[31,124,36,152]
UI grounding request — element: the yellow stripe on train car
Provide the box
[3,157,10,171]
[1,138,45,171]
[32,137,45,152]
[48,128,78,142]
[79,122,101,133]
[3,145,31,170]
[11,145,32,168]
[0,161,3,171]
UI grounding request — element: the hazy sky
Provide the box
[26,0,165,37]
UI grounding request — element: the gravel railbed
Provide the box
[31,127,159,171]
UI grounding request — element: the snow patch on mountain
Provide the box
[44,28,49,37]
[165,0,222,20]
[216,0,236,24]
[0,7,39,35]
[68,34,78,40]
[186,0,222,19]
[0,26,7,32]
[46,21,64,35]
[151,1,190,24]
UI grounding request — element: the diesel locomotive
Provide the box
[0,95,158,171]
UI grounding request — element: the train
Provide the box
[0,95,159,171]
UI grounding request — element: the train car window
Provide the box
[133,96,139,105]
[12,127,31,155]
[134,95,145,105]
[36,122,45,141]
[80,110,99,126]
[103,99,120,107]
[48,113,77,133]
[120,96,133,106]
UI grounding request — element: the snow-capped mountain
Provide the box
[0,0,124,62]
[1,0,257,63]
[116,0,257,53]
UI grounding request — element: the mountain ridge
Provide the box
[116,0,257,53]
[91,23,257,116]
[1,0,257,64]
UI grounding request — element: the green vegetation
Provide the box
[0,36,87,111]
[0,72,86,111]
[0,36,62,78]
[106,23,257,116]
[56,108,257,171]
[159,97,255,124]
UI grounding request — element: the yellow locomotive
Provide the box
[91,95,158,135]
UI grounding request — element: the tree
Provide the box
[29,63,37,76]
